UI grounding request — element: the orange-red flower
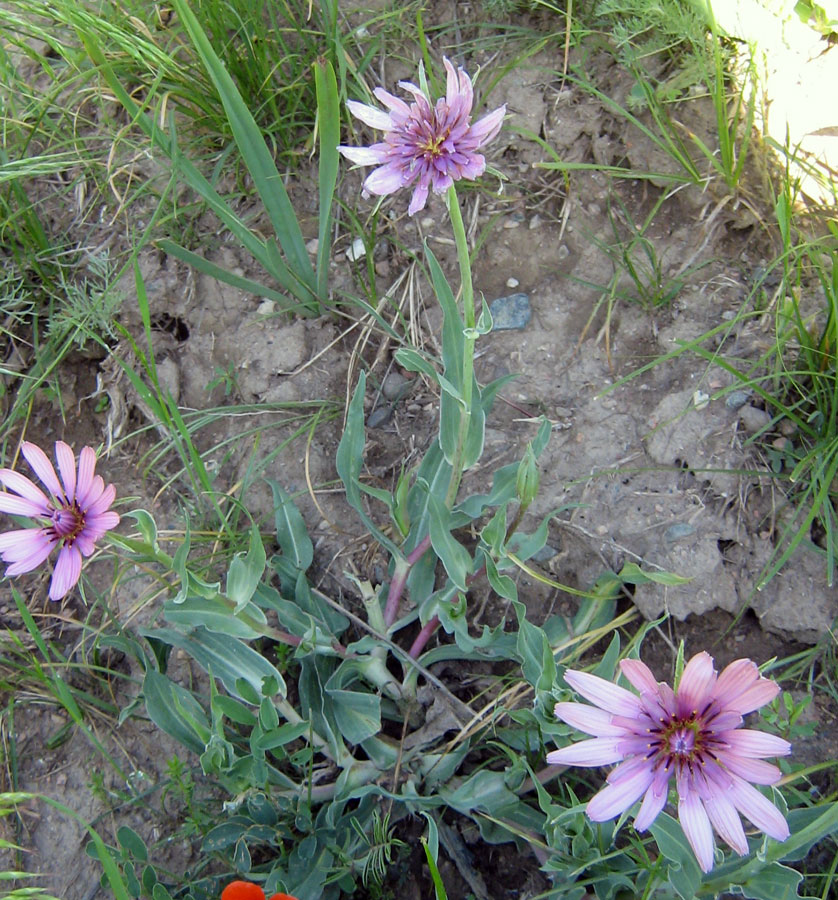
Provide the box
[221,880,297,900]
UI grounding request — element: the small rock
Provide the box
[420,217,434,229]
[305,238,319,255]
[367,405,392,428]
[531,544,559,563]
[529,214,542,230]
[375,259,390,277]
[665,523,696,542]
[779,418,796,437]
[489,292,531,331]
[256,299,275,316]
[345,238,366,262]
[506,277,520,289]
[557,244,570,261]
[157,357,180,403]
[692,390,709,410]
[382,371,412,401]
[725,390,750,410]
[738,404,772,434]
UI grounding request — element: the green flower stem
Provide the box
[445,183,478,507]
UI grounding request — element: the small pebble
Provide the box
[692,390,709,410]
[557,244,570,261]
[420,217,434,229]
[382,371,412,401]
[345,238,366,262]
[367,405,392,428]
[665,523,696,542]
[256,299,275,316]
[305,238,319,255]
[725,390,750,410]
[738,404,772,434]
[529,214,542,230]
[506,277,520,288]
[531,544,559,563]
[489,292,531,331]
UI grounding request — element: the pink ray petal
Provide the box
[372,87,411,118]
[86,483,117,517]
[469,105,506,145]
[620,658,660,695]
[365,164,410,196]
[0,492,50,517]
[586,762,654,821]
[0,470,51,513]
[677,651,717,717]
[677,783,716,873]
[554,702,627,737]
[723,679,780,716]
[407,179,430,216]
[21,442,63,497]
[702,788,749,857]
[546,737,625,767]
[634,767,669,831]
[717,729,791,759]
[346,100,392,132]
[55,441,77,500]
[49,544,83,600]
[2,530,55,575]
[76,446,97,502]
[339,145,388,166]
[728,776,789,842]
[564,669,643,717]
[86,510,121,540]
[719,753,782,785]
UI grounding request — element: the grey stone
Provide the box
[367,405,392,428]
[738,404,772,434]
[725,390,751,410]
[664,523,696,542]
[382,372,412,401]
[489,292,531,331]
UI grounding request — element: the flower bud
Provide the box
[516,444,539,509]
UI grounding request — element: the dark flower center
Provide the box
[659,718,702,762]
[50,502,86,544]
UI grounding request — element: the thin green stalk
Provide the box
[444,183,477,506]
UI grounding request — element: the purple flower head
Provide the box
[339,57,506,216]
[547,652,791,872]
[0,441,120,600]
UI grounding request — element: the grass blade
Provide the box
[171,0,317,307]
[314,56,340,304]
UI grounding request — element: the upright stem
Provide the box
[444,183,478,507]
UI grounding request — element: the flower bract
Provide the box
[220,881,297,900]
[0,441,120,600]
[339,57,505,215]
[547,652,791,872]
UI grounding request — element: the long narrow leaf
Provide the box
[314,57,340,303]
[171,0,316,304]
[157,240,299,309]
